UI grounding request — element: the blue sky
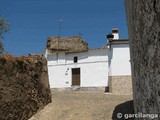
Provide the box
[0,0,128,56]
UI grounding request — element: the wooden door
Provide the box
[72,68,80,86]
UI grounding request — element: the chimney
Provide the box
[106,33,114,42]
[112,28,119,39]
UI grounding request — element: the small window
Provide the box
[74,56,78,63]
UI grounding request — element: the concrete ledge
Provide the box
[51,86,107,92]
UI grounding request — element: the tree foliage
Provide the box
[0,15,9,53]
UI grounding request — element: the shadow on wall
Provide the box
[112,100,134,120]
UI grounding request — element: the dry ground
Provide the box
[29,89,133,120]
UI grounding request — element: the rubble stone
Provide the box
[0,54,51,120]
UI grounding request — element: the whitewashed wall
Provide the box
[109,44,131,76]
[46,49,108,88]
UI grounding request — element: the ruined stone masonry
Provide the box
[125,0,160,118]
[46,36,88,54]
[0,54,51,120]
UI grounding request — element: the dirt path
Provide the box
[29,90,133,120]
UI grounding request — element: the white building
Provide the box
[107,28,132,94]
[45,28,132,93]
[46,48,108,89]
[108,39,131,76]
[107,28,131,76]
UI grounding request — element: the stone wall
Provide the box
[109,76,132,95]
[125,0,160,118]
[46,36,88,53]
[0,54,51,120]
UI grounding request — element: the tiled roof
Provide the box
[65,48,108,54]
[108,39,129,44]
[89,48,107,50]
[111,38,129,41]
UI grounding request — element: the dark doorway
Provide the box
[72,68,80,86]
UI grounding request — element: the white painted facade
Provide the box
[46,49,108,88]
[108,43,131,76]
[45,28,131,89]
